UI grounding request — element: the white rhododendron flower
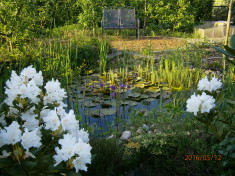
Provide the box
[21,128,42,151]
[54,134,92,173]
[43,79,67,106]
[56,106,67,117]
[61,110,79,132]
[73,139,92,172]
[0,66,91,173]
[0,121,22,146]
[41,109,61,131]
[4,66,43,106]
[0,150,12,158]
[21,107,39,131]
[23,117,39,132]
[0,130,7,147]
[0,114,7,126]
[71,129,90,143]
[186,92,216,116]
[198,76,222,92]
[54,134,77,164]
[20,65,43,86]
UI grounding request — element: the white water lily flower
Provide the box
[41,109,61,131]
[2,121,22,145]
[21,128,42,151]
[43,79,67,106]
[186,92,216,116]
[198,76,222,92]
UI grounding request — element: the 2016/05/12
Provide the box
[184,155,222,161]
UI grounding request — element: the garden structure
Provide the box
[101,8,140,39]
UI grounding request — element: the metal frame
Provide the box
[101,8,140,39]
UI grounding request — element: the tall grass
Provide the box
[99,40,110,74]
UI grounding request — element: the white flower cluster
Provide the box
[186,92,216,116]
[0,66,91,173]
[0,121,42,158]
[186,76,221,116]
[4,65,43,106]
[198,76,222,92]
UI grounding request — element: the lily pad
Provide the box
[104,100,118,106]
[76,94,84,99]
[143,98,156,102]
[128,101,138,106]
[101,103,112,108]
[100,108,116,116]
[135,82,145,88]
[162,87,170,91]
[145,87,160,93]
[150,93,161,98]
[86,108,117,117]
[120,100,130,105]
[140,94,149,99]
[135,77,142,82]
[84,100,99,108]
[69,98,84,103]
[127,92,141,98]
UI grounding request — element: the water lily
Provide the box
[120,84,126,89]
[99,82,104,88]
[109,85,116,90]
[111,92,116,98]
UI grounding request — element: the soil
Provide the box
[109,36,186,52]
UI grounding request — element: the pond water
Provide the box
[66,82,171,135]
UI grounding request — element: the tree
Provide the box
[0,0,48,49]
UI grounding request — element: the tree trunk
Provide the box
[143,0,147,30]
[225,0,233,46]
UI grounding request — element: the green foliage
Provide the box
[214,35,235,66]
[187,0,214,22]
[82,138,127,176]
[123,97,222,175]
[98,40,110,74]
[0,0,45,47]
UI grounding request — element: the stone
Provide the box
[120,131,131,141]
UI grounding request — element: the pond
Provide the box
[66,75,171,135]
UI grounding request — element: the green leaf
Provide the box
[0,158,13,168]
[224,45,235,57]
[229,153,235,158]
[230,35,235,49]
[21,160,37,168]
[226,98,235,105]
[213,46,235,58]
[68,171,82,176]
